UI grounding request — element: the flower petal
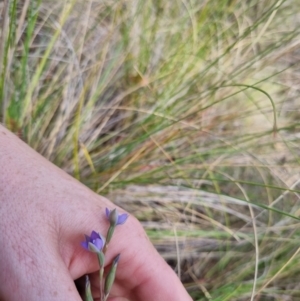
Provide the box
[90,230,100,240]
[105,208,110,219]
[81,241,89,250]
[93,238,104,251]
[117,213,129,225]
[84,234,91,243]
[99,233,106,245]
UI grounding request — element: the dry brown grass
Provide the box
[2,0,300,299]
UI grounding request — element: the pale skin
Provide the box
[0,124,193,301]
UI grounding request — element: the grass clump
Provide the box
[1,0,300,300]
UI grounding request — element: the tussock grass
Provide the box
[1,0,300,299]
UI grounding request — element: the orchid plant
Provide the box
[81,208,128,301]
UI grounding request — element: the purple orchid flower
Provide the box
[81,230,105,253]
[106,208,128,226]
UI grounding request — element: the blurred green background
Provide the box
[1,0,300,300]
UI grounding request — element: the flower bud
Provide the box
[105,208,129,226]
[104,254,120,299]
[81,231,105,253]
[108,208,118,227]
[85,275,93,301]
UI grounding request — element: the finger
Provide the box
[0,242,83,301]
[101,248,192,301]
[128,251,192,301]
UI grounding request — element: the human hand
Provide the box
[0,125,192,301]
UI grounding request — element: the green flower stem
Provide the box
[103,225,115,253]
[100,266,104,301]
[97,252,105,301]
